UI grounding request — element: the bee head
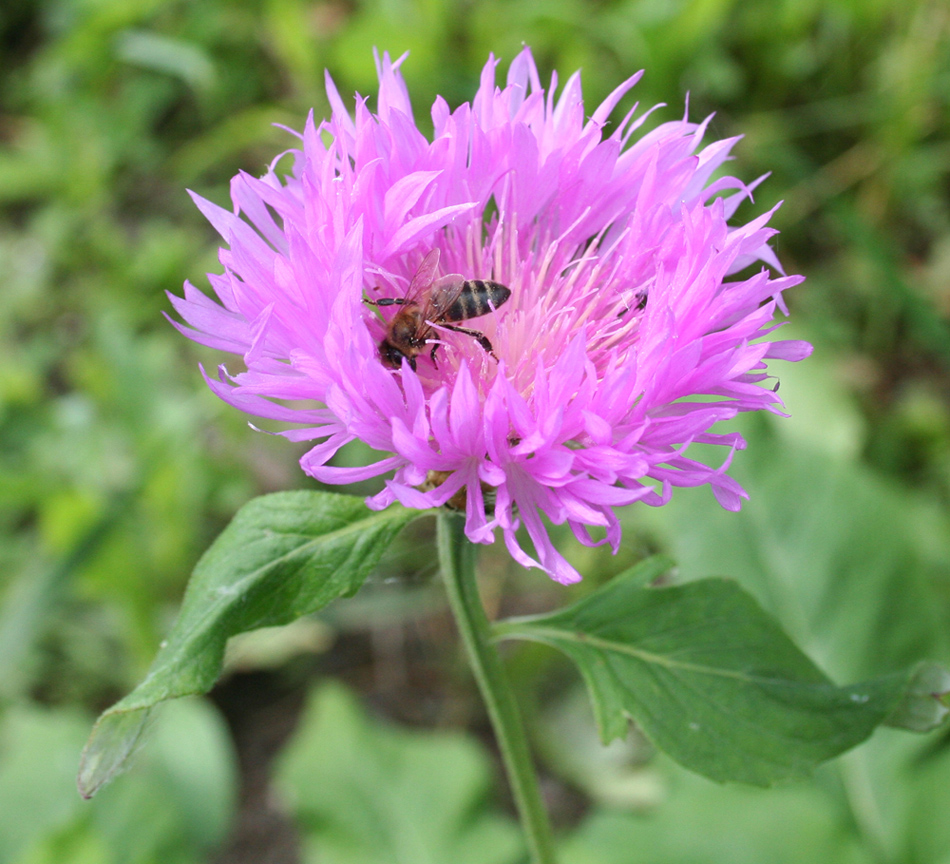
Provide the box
[379,341,417,371]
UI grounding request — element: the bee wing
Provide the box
[423,274,467,320]
[404,248,442,302]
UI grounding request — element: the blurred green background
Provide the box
[2,0,950,861]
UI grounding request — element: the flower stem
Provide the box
[436,512,558,864]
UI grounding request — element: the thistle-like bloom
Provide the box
[170,48,809,584]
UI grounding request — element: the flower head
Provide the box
[170,48,809,584]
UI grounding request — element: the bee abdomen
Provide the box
[445,280,511,322]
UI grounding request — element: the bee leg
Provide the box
[429,342,441,365]
[441,325,499,362]
[364,297,407,307]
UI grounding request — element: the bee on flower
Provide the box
[366,247,512,371]
[169,48,809,584]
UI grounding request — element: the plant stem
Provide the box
[437,512,557,864]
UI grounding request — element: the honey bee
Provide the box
[365,249,511,371]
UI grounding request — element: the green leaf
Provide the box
[0,698,237,864]
[275,681,524,864]
[78,491,417,798]
[90,697,238,861]
[643,428,950,853]
[900,731,950,864]
[559,766,877,864]
[144,697,238,850]
[496,559,925,786]
[645,431,950,685]
[0,706,90,863]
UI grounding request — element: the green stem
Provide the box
[437,512,557,864]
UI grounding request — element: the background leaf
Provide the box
[78,491,417,798]
[0,707,90,864]
[558,761,876,864]
[274,681,524,864]
[0,698,235,864]
[497,560,934,786]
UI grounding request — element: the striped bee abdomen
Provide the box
[444,280,511,322]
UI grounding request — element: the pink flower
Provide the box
[170,48,809,584]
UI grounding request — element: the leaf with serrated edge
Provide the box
[78,491,417,798]
[495,558,919,786]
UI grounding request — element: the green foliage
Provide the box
[553,720,950,864]
[79,491,417,797]
[558,764,878,864]
[632,413,950,861]
[646,423,950,686]
[498,558,941,786]
[0,698,235,864]
[0,707,90,864]
[275,681,524,864]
